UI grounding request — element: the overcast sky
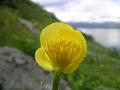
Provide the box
[32,0,120,22]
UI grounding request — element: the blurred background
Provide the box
[33,0,120,48]
[0,0,120,90]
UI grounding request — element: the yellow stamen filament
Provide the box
[44,39,81,71]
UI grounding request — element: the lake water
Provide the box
[79,28,120,49]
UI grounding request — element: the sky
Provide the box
[32,0,120,23]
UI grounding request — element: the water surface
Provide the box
[79,28,120,48]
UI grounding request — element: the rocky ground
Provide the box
[0,47,71,90]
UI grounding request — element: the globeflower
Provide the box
[35,22,87,90]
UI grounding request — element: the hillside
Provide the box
[0,0,59,55]
[0,0,120,90]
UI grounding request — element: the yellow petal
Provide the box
[40,22,87,49]
[39,22,87,73]
[40,22,72,46]
[35,48,53,71]
[74,30,87,58]
[63,58,84,73]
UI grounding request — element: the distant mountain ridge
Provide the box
[68,22,120,29]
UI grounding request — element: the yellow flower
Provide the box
[35,22,87,73]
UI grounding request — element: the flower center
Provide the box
[44,39,81,70]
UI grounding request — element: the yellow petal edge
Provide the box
[35,48,53,71]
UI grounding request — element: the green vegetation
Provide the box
[0,0,59,55]
[0,0,120,90]
[65,40,120,90]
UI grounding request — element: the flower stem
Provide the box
[52,72,61,90]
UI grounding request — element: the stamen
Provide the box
[44,39,81,70]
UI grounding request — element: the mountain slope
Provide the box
[65,38,120,90]
[0,0,59,55]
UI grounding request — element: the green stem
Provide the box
[52,72,62,90]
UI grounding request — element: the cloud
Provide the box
[31,0,120,22]
[32,0,69,6]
